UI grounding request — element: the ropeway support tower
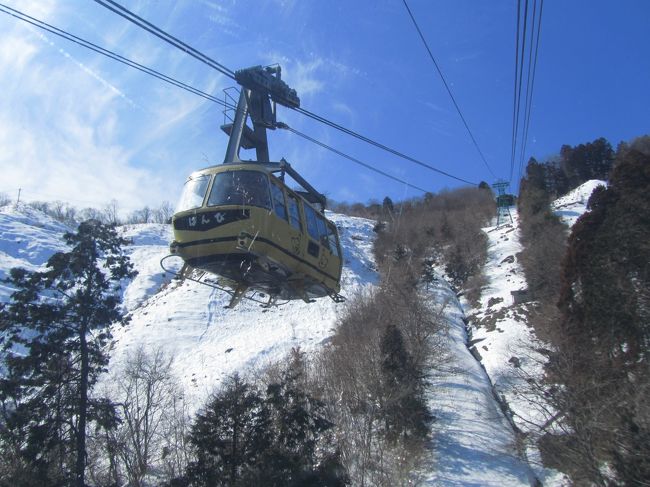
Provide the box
[492,180,513,227]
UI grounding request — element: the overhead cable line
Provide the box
[518,0,537,176]
[292,106,478,185]
[277,123,429,194]
[519,0,544,181]
[510,0,544,186]
[95,0,478,186]
[514,0,530,183]
[401,0,496,179]
[511,0,529,182]
[509,0,522,182]
[0,4,437,192]
[93,0,236,81]
[0,3,234,109]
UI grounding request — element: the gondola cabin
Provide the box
[166,64,344,307]
[169,162,343,305]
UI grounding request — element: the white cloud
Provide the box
[4,0,57,21]
[0,1,372,213]
[424,101,448,114]
[263,52,363,100]
[0,102,158,213]
[0,35,38,71]
[289,58,325,96]
[332,101,356,123]
[198,0,240,36]
[44,34,140,108]
[0,13,158,212]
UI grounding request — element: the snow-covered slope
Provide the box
[0,203,71,301]
[0,205,380,413]
[108,211,379,410]
[0,203,544,485]
[422,277,535,486]
[468,211,562,484]
[118,223,175,312]
[466,183,607,485]
[551,179,606,227]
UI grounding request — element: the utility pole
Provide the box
[16,188,21,205]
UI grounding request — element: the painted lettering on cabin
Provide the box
[174,209,251,232]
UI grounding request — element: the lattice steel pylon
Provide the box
[492,180,513,227]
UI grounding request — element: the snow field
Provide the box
[466,180,607,486]
[421,279,535,486]
[551,179,606,227]
[108,211,379,412]
[469,211,562,484]
[0,204,71,301]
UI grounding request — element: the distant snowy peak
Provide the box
[552,179,606,227]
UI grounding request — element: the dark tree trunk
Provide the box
[76,320,89,487]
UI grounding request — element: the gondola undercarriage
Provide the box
[161,249,345,309]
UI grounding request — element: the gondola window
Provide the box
[207,170,271,209]
[271,181,288,221]
[304,204,320,242]
[287,193,302,231]
[176,174,211,212]
[327,224,340,257]
[316,214,330,251]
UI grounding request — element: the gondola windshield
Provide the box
[207,170,271,209]
[176,174,210,212]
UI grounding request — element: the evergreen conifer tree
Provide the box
[379,324,430,442]
[186,374,269,487]
[552,149,650,484]
[0,220,135,487]
[258,349,341,486]
[186,353,348,487]
[559,148,650,363]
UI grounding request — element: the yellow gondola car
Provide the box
[169,162,343,305]
[165,64,344,307]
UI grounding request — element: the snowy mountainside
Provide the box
[108,211,379,411]
[0,204,71,301]
[118,223,174,312]
[0,203,378,412]
[422,277,534,486]
[114,212,537,484]
[0,203,547,484]
[467,211,557,483]
[466,184,606,485]
[551,179,606,227]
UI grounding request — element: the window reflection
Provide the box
[176,174,211,212]
[207,170,272,209]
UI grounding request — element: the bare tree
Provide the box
[103,199,120,226]
[159,388,192,481]
[311,285,442,486]
[78,207,105,223]
[126,206,152,224]
[154,201,174,224]
[105,347,182,486]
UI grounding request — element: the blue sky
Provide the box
[1,0,648,214]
